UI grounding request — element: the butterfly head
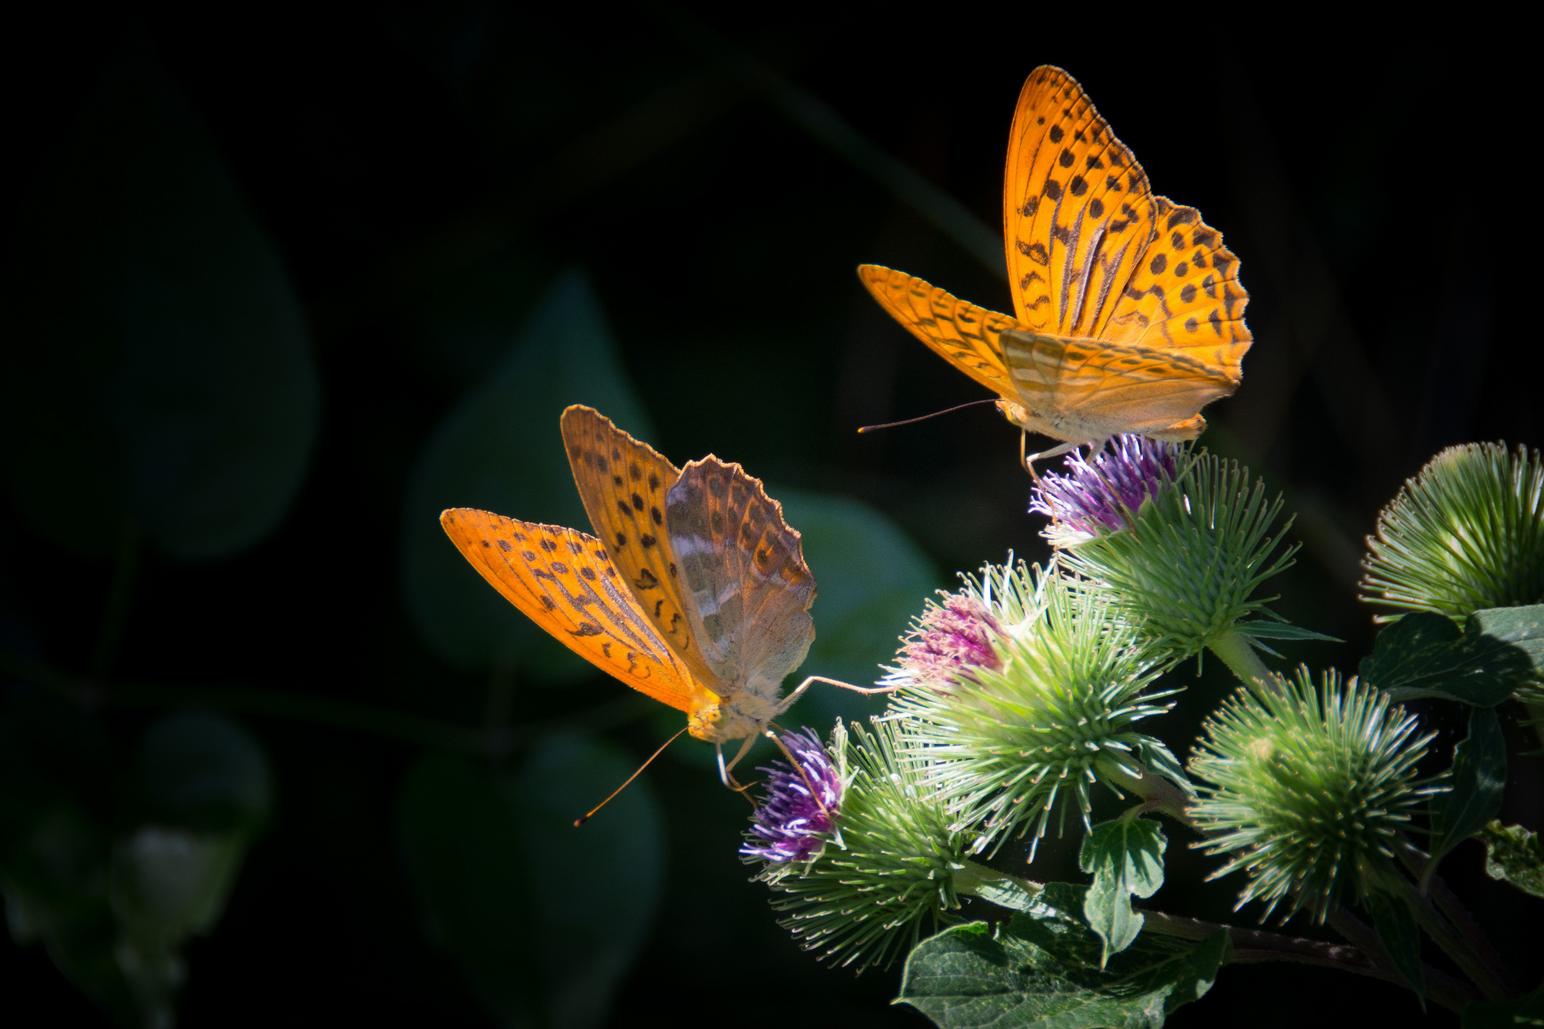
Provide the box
[995,398,1032,430]
[691,688,781,744]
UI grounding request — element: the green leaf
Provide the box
[1367,889,1424,1007]
[770,489,940,724]
[401,272,652,672]
[1471,605,1544,690]
[1134,739,1194,798]
[1426,707,1506,887]
[1359,609,1539,706]
[1463,982,1544,1027]
[397,734,663,1028]
[1079,817,1166,965]
[0,38,319,561]
[1234,620,1341,643]
[1480,822,1544,898]
[896,907,1226,1029]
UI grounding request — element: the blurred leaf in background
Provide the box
[0,36,319,562]
[402,272,653,677]
[0,705,272,1026]
[398,733,663,1028]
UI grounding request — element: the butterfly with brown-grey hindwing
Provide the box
[440,405,872,791]
[858,65,1251,471]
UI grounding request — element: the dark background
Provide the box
[2,9,1538,1026]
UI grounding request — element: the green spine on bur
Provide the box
[1057,450,1298,662]
[1361,441,1544,622]
[755,718,975,974]
[888,562,1177,857]
[1187,667,1441,924]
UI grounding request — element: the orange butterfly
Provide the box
[441,405,844,787]
[859,65,1251,469]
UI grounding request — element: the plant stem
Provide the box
[953,862,1474,1013]
[1390,877,1508,1000]
[1143,909,1472,1009]
[0,649,630,758]
[1207,628,1274,695]
[1098,760,1191,823]
[1399,847,1509,995]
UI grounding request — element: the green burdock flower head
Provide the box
[753,718,975,974]
[1188,667,1441,924]
[889,561,1179,858]
[1360,441,1544,623]
[1054,449,1299,662]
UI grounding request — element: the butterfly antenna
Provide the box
[857,397,998,434]
[574,725,689,827]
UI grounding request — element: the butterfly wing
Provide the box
[439,509,715,718]
[665,457,816,696]
[560,404,709,679]
[1001,330,1237,436]
[1103,197,1251,378]
[856,264,1022,400]
[1004,66,1157,339]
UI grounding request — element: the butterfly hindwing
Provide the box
[1001,330,1236,436]
[1004,65,1156,339]
[856,265,1020,399]
[560,405,702,668]
[665,457,816,695]
[438,509,711,714]
[1104,197,1251,377]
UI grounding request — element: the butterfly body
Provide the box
[440,406,815,757]
[860,66,1249,464]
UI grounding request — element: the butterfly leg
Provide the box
[777,675,898,716]
[1022,437,1079,477]
[719,735,760,790]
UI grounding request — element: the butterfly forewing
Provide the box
[856,265,1020,399]
[438,509,711,714]
[1004,66,1156,339]
[665,457,816,694]
[560,405,703,668]
[1103,198,1251,377]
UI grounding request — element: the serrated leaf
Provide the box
[0,38,319,561]
[1367,889,1424,1007]
[1426,707,1506,888]
[1463,982,1544,1027]
[401,272,652,673]
[1359,610,1534,706]
[896,908,1226,1029]
[1480,822,1544,898]
[1079,817,1166,965]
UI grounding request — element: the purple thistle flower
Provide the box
[1030,435,1179,546]
[882,591,1005,693]
[741,728,842,864]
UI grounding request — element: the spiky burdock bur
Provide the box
[750,718,974,974]
[1188,668,1442,924]
[888,561,1178,858]
[1361,442,1544,623]
[1049,448,1299,663]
